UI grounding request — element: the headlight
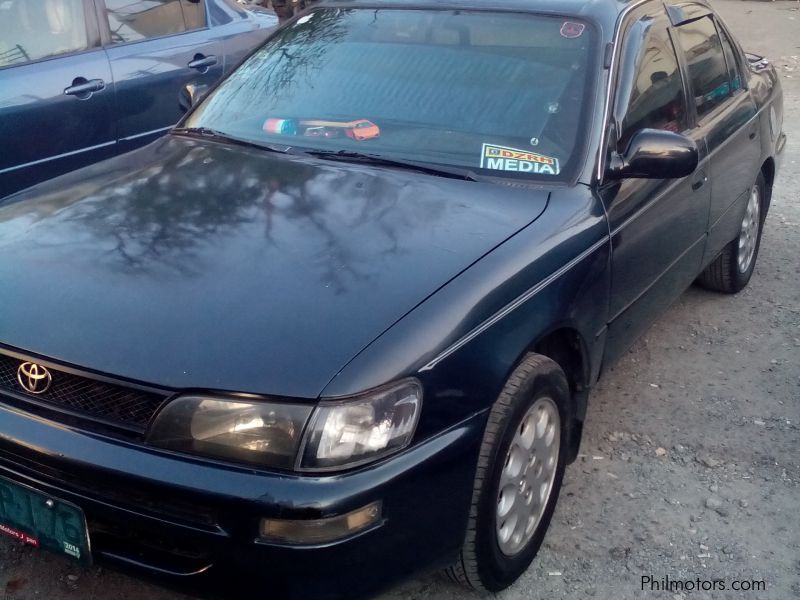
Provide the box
[146,379,422,471]
[146,396,312,469]
[299,379,422,470]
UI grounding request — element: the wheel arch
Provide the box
[526,325,593,463]
[531,327,590,396]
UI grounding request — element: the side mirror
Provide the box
[607,129,699,180]
[179,83,209,113]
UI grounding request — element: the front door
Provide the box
[0,0,115,198]
[96,0,224,153]
[601,7,711,366]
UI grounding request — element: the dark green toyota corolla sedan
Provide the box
[0,0,785,597]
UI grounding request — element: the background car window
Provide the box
[181,0,206,30]
[0,0,88,68]
[618,14,688,151]
[718,26,743,94]
[104,0,205,44]
[676,16,731,118]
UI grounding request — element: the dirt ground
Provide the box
[1,1,798,599]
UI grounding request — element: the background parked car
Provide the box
[0,0,277,199]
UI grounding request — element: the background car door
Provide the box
[97,0,224,153]
[601,7,711,366]
[0,0,114,198]
[206,0,277,76]
[673,13,761,263]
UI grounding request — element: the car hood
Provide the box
[0,136,548,397]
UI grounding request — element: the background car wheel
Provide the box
[697,172,766,294]
[445,354,572,592]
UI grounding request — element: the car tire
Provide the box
[697,172,766,294]
[445,353,572,592]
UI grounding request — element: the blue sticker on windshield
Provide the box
[480,144,560,175]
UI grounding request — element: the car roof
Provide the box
[317,0,634,32]
[316,0,713,42]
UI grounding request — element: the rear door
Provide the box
[673,12,761,263]
[96,0,224,153]
[0,0,115,198]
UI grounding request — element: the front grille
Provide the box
[0,352,169,431]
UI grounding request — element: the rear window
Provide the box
[186,8,598,181]
[676,16,731,118]
[718,26,743,94]
[0,0,88,68]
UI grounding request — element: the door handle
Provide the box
[691,176,707,191]
[188,55,218,71]
[64,78,105,97]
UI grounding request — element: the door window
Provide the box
[617,13,688,151]
[103,0,206,44]
[676,16,730,118]
[0,0,89,68]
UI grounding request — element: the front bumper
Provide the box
[0,401,486,599]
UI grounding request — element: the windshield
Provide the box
[184,8,597,181]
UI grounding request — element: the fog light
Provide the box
[259,501,382,545]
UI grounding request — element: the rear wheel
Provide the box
[697,173,766,293]
[446,354,571,592]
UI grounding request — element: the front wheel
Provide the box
[697,173,766,294]
[446,354,572,592]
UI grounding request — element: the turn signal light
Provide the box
[259,501,382,545]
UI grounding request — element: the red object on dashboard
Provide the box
[300,119,380,141]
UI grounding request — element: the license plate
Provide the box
[0,477,91,565]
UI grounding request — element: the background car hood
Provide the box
[0,136,548,397]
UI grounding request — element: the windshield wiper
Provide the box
[302,149,484,182]
[171,127,293,155]
[170,132,485,181]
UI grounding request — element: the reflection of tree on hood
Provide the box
[0,136,444,294]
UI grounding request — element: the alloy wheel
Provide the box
[737,184,761,274]
[495,397,561,556]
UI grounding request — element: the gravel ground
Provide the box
[1,1,798,599]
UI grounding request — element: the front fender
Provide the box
[322,186,611,441]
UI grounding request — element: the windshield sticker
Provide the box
[480,144,560,175]
[560,21,585,39]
